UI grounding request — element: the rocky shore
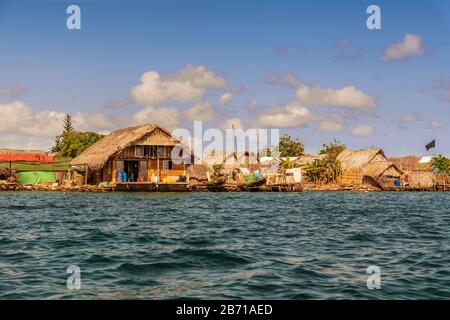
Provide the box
[0,182,112,193]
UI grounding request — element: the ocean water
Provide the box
[0,191,449,300]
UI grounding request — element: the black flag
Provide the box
[425,139,435,151]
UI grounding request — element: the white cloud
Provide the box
[296,84,375,109]
[0,101,66,138]
[256,103,313,128]
[133,106,181,128]
[219,93,233,106]
[316,114,344,132]
[72,112,122,132]
[183,101,215,122]
[0,101,182,150]
[351,124,373,136]
[0,133,55,151]
[382,34,424,62]
[130,64,227,106]
[428,120,443,129]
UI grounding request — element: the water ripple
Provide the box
[0,191,449,299]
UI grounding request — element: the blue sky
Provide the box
[0,0,449,156]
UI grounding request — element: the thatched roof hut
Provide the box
[70,124,181,170]
[186,164,213,184]
[408,171,435,189]
[389,156,431,172]
[337,148,402,190]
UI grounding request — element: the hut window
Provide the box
[142,146,157,157]
[107,160,112,175]
[135,146,144,157]
[163,160,172,170]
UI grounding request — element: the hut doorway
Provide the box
[124,160,139,182]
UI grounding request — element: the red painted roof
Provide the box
[0,153,55,163]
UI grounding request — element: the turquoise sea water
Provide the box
[0,191,449,299]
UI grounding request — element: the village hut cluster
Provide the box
[1,123,449,192]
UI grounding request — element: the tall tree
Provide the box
[63,114,75,134]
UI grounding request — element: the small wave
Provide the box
[115,261,195,274]
[346,232,376,242]
[83,254,117,264]
[291,265,332,280]
[171,248,251,267]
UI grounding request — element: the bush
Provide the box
[430,155,450,174]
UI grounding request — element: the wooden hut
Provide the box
[186,164,213,185]
[407,171,435,190]
[70,124,188,190]
[337,149,402,190]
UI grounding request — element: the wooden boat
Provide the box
[239,177,267,191]
[207,175,227,187]
[244,177,266,187]
[205,175,227,191]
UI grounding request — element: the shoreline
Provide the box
[1,182,448,193]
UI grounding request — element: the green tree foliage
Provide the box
[319,140,346,158]
[278,134,304,157]
[52,132,104,158]
[304,140,346,184]
[303,157,342,184]
[280,157,294,170]
[430,155,450,174]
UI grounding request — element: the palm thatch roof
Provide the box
[338,148,402,179]
[186,164,213,182]
[292,154,325,167]
[389,156,431,172]
[338,149,381,170]
[70,124,181,169]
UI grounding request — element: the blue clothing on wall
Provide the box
[117,171,123,183]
